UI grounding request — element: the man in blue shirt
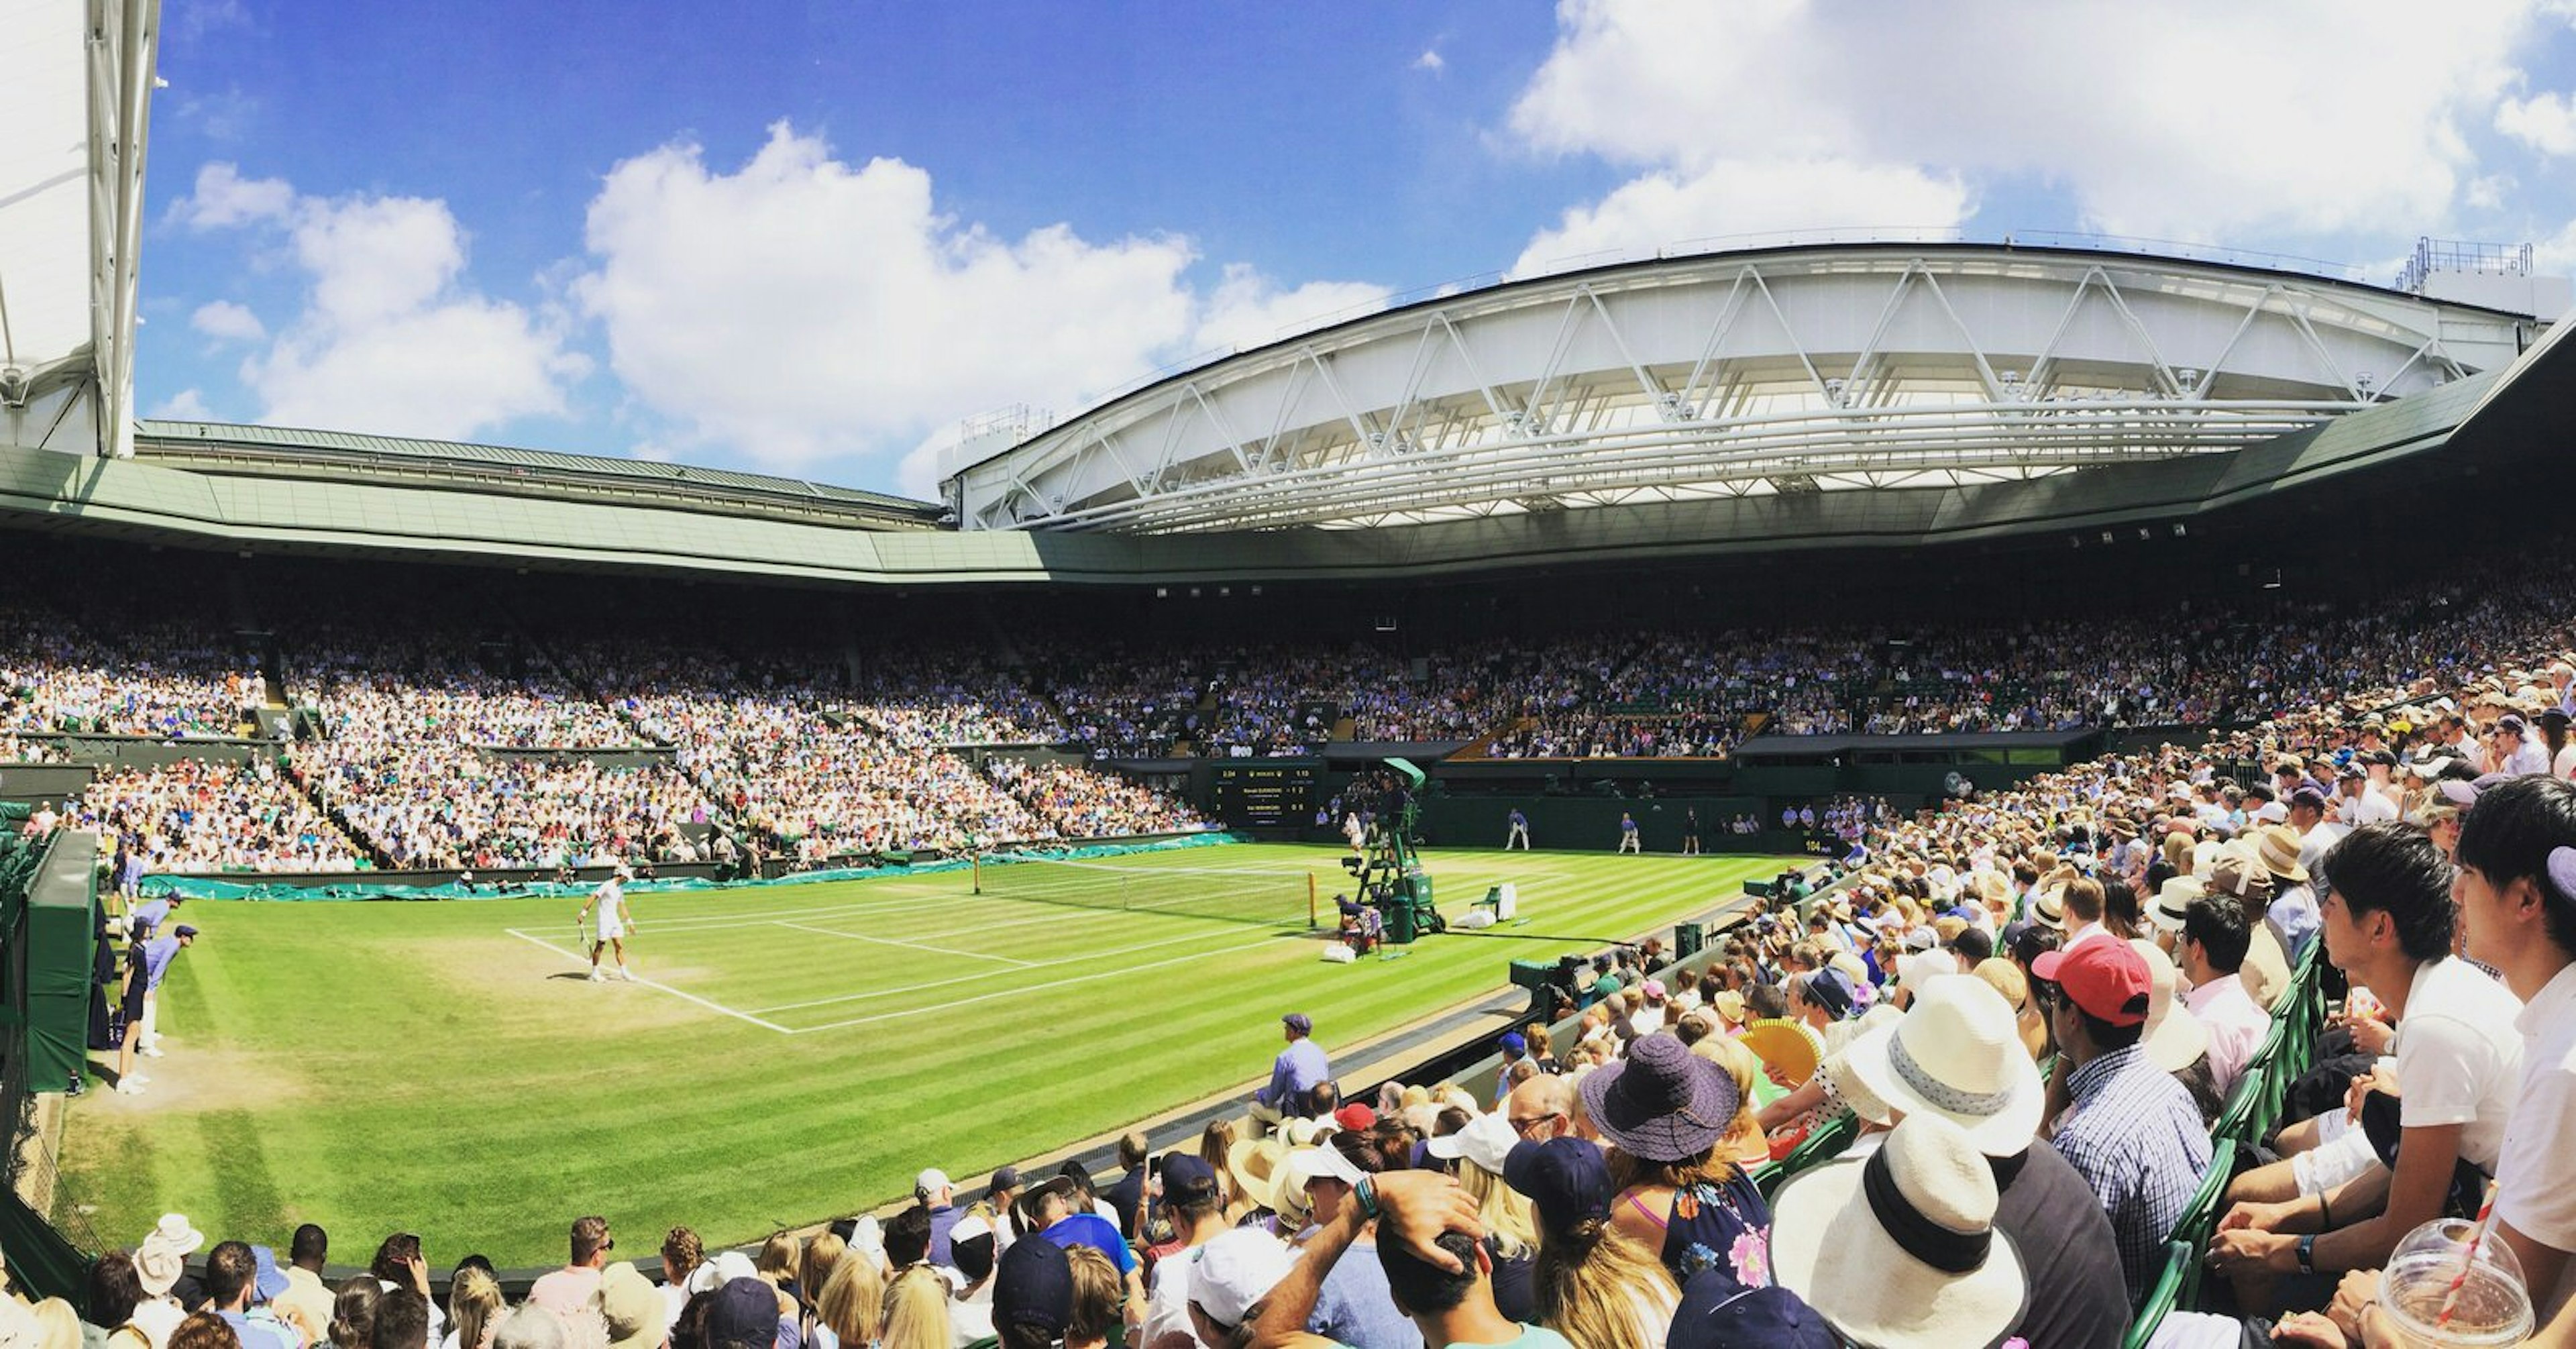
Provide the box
[1504,810,1529,851]
[203,1241,297,1349]
[1616,813,1640,854]
[115,925,195,1095]
[1253,1012,1331,1128]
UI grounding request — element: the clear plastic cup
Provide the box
[2375,1217,2534,1348]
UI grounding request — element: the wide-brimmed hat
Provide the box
[1770,1114,2029,1348]
[142,1214,204,1256]
[1710,989,1748,1026]
[2253,825,2308,883]
[1224,1136,1285,1207]
[2131,939,2209,1073]
[2028,887,2065,931]
[2148,876,2201,932]
[1842,975,2044,1156]
[133,1240,186,1298]
[1577,1032,1741,1163]
[599,1262,664,1349]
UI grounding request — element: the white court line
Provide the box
[786,932,1289,1033]
[775,920,1036,967]
[744,921,1277,1016]
[504,928,794,1034]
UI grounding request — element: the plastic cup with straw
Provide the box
[2434,1181,2502,1332]
[2376,1193,2533,1348]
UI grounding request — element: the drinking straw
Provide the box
[2434,1179,2504,1332]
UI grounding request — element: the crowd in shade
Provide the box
[846,647,1065,748]
[66,760,364,873]
[0,605,258,738]
[985,759,1214,839]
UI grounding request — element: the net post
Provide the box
[1308,873,1318,930]
[971,853,982,896]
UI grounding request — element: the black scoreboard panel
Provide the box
[1210,761,1320,826]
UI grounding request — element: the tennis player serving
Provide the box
[578,864,639,983]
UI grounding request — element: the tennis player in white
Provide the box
[579,865,639,982]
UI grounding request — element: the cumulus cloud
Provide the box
[1512,159,1973,277]
[1509,0,2546,241]
[1195,264,1389,353]
[189,300,266,343]
[2498,90,2576,155]
[576,122,1375,480]
[176,168,588,440]
[150,388,213,421]
[169,162,293,229]
[1413,48,1446,72]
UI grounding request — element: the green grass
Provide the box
[56,844,1777,1266]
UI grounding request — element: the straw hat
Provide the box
[1225,1136,1285,1208]
[2148,876,2201,932]
[1841,975,2045,1157]
[1577,1034,1742,1163]
[1770,1113,2028,1348]
[2130,938,2209,1074]
[2253,824,2308,883]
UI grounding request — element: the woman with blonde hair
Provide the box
[1059,1246,1124,1349]
[812,1248,883,1349]
[875,1267,947,1349]
[441,1270,502,1349]
[1522,1138,1680,1349]
[754,1232,804,1301]
[1972,956,2049,1061]
[1684,1032,1775,1166]
[1197,1118,1241,1213]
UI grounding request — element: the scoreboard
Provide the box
[1210,760,1320,827]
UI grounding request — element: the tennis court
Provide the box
[56,843,1781,1266]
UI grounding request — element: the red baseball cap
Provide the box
[1332,1103,1377,1133]
[2032,939,2151,1027]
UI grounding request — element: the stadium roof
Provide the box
[0,0,156,460]
[946,240,2551,534]
[135,419,946,529]
[1,315,2565,585]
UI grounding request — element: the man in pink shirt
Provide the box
[529,1216,613,1314]
[2175,895,2270,1098]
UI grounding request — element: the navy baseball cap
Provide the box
[707,1278,779,1348]
[173,925,199,939]
[1159,1153,1220,1203]
[1668,1278,1837,1349]
[994,1234,1073,1335]
[1502,1138,1613,1236]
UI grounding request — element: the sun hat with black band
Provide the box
[2147,875,2200,933]
[1839,975,2043,1158]
[1769,1112,2028,1348]
[1576,1032,1742,1163]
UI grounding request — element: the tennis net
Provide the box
[970,853,1317,927]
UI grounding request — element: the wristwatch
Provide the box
[2296,1234,2317,1275]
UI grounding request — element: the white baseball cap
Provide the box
[1189,1229,1296,1327]
[915,1168,953,1195]
[1424,1111,1517,1175]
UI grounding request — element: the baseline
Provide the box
[502,928,794,1035]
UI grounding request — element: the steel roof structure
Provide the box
[0,0,156,461]
[948,242,2547,533]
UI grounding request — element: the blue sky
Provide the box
[137,0,2576,499]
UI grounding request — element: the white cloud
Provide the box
[189,300,266,343]
[576,122,1376,478]
[1511,159,1973,277]
[170,162,293,229]
[179,172,587,440]
[1509,0,2546,241]
[2499,90,2576,155]
[1413,48,1446,72]
[1195,264,1389,353]
[150,388,213,421]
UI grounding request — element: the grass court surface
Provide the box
[56,844,1779,1265]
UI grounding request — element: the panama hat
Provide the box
[1709,988,1748,1027]
[1770,1113,2027,1348]
[1740,1018,1826,1089]
[1842,974,2044,1156]
[2253,824,2308,883]
[1225,1136,1285,1208]
[2148,875,2202,932]
[2131,938,2209,1074]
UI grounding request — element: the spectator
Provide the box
[1583,1034,1772,1294]
[1505,1137,1675,1349]
[2036,937,2211,1300]
[1253,1014,1330,1128]
[1768,1114,2029,1347]
[2177,895,2270,1097]
[1250,1168,1573,1349]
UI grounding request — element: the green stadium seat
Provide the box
[2125,1240,2195,1349]
[2169,1138,2239,1256]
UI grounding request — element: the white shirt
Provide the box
[2495,963,2576,1256]
[2183,972,2271,1097]
[1143,1244,1203,1349]
[2557,743,2576,781]
[2392,957,2526,1172]
[2506,738,2551,777]
[2343,789,2398,827]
